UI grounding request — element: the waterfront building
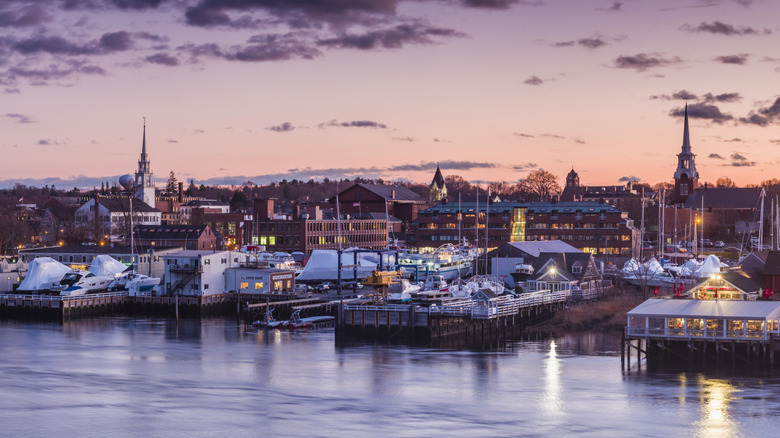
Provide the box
[333,183,428,232]
[134,120,156,209]
[251,199,389,253]
[485,240,585,288]
[413,200,637,262]
[225,267,296,294]
[683,186,763,236]
[18,245,181,281]
[132,224,217,251]
[163,250,253,296]
[526,251,601,293]
[672,104,699,206]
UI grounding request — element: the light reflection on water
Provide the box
[0,318,779,437]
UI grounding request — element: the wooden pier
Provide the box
[337,287,611,347]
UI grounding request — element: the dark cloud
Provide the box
[388,160,497,172]
[524,76,543,86]
[432,138,450,143]
[134,31,168,42]
[110,0,166,9]
[724,138,743,142]
[552,41,575,47]
[715,54,748,65]
[684,21,769,36]
[650,90,698,100]
[513,132,534,138]
[13,36,98,55]
[145,53,178,66]
[618,175,641,182]
[730,152,755,167]
[573,137,586,144]
[703,92,741,103]
[739,97,780,126]
[770,139,780,145]
[513,163,537,171]
[461,0,524,9]
[318,119,388,129]
[599,1,622,11]
[613,53,681,71]
[266,122,295,132]
[708,153,725,159]
[669,103,733,123]
[100,31,132,51]
[577,37,606,49]
[0,5,49,27]
[317,23,465,50]
[6,113,33,124]
[4,61,105,85]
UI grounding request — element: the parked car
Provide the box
[713,241,725,248]
[665,244,687,253]
[701,239,713,247]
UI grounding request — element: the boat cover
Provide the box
[17,257,71,292]
[88,255,128,277]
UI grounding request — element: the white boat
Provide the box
[296,248,385,282]
[398,244,476,281]
[58,271,116,295]
[388,279,421,303]
[112,272,161,295]
[17,257,72,293]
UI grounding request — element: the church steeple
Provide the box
[134,118,155,208]
[429,163,447,202]
[672,103,699,205]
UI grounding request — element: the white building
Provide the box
[75,197,161,240]
[163,250,254,296]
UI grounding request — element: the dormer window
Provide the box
[572,265,582,274]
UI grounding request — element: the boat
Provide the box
[113,272,161,295]
[287,310,312,329]
[16,257,72,293]
[295,248,383,282]
[398,244,476,281]
[252,309,276,328]
[58,271,116,295]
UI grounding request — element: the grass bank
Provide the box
[530,288,646,334]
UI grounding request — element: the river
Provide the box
[1,317,778,437]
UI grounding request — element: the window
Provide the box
[572,265,582,274]
[240,282,248,289]
[269,236,276,245]
[221,258,227,264]
[255,282,263,289]
[204,259,210,265]
[204,284,209,290]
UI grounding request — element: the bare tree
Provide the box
[716,177,737,188]
[516,170,561,201]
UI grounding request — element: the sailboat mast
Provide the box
[458,192,462,246]
[485,187,490,276]
[759,189,765,249]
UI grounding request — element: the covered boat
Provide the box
[17,257,71,292]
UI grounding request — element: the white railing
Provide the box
[0,291,128,302]
[625,326,780,342]
[343,304,411,312]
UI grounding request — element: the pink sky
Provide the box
[2,0,780,189]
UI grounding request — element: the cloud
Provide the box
[684,21,769,36]
[524,75,543,86]
[266,122,295,132]
[708,153,725,159]
[618,175,641,182]
[513,162,537,171]
[770,139,780,145]
[715,54,748,65]
[598,1,622,12]
[432,138,451,143]
[703,92,741,103]
[513,132,534,138]
[0,5,49,27]
[739,97,780,126]
[317,23,465,50]
[650,90,698,100]
[13,31,134,56]
[460,0,529,9]
[389,160,497,172]
[167,139,178,143]
[669,103,733,123]
[318,119,388,129]
[613,53,682,71]
[573,137,586,144]
[392,136,414,142]
[100,31,132,51]
[539,133,564,139]
[577,37,606,49]
[6,113,33,123]
[730,152,755,167]
[145,53,179,66]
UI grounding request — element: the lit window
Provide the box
[240,282,248,289]
[255,282,263,289]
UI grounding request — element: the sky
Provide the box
[2,0,780,190]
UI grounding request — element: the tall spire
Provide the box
[681,102,691,154]
[138,117,150,174]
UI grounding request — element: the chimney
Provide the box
[391,189,396,199]
[178,182,184,202]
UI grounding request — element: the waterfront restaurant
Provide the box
[626,299,780,341]
[685,272,763,301]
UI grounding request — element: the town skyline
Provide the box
[3,0,780,189]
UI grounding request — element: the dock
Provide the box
[623,298,780,369]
